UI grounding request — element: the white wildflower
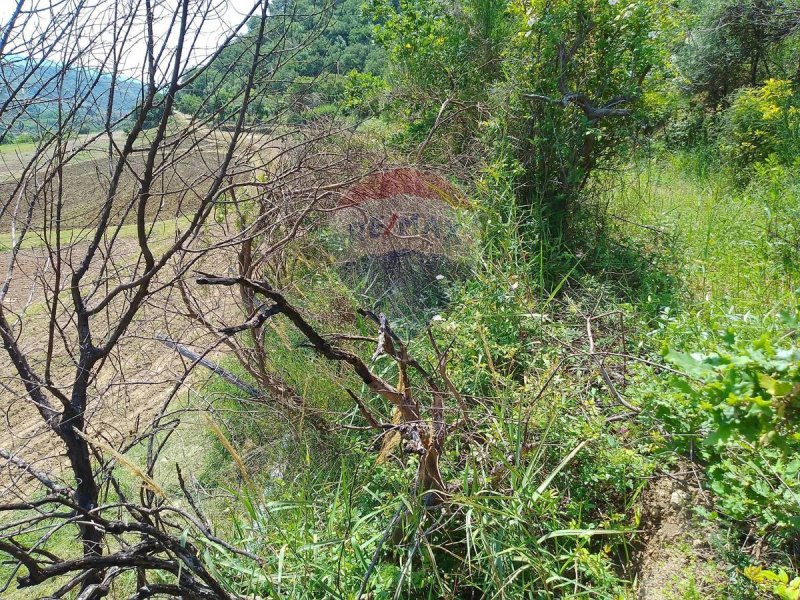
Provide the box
[435,274,445,280]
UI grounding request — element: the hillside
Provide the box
[0,56,141,142]
[1,1,800,599]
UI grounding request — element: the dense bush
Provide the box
[647,314,800,539]
[370,0,675,243]
[720,79,800,171]
[342,70,389,117]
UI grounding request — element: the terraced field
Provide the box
[0,133,246,493]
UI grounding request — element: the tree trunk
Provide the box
[62,369,103,591]
[418,445,446,506]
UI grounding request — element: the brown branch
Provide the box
[195,273,420,422]
[585,313,640,414]
[0,447,72,498]
[195,274,452,503]
[523,92,632,121]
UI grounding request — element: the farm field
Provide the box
[0,133,123,181]
[0,129,254,494]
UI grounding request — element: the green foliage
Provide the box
[600,152,800,581]
[271,0,387,77]
[370,0,505,92]
[202,389,652,598]
[651,318,800,536]
[9,132,33,144]
[745,565,800,600]
[174,17,267,122]
[720,79,800,172]
[675,0,800,106]
[342,70,389,116]
[755,161,800,273]
[372,0,675,240]
[174,0,386,123]
[499,0,674,236]
[367,0,507,155]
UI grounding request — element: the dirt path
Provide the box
[636,464,728,599]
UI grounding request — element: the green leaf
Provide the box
[664,348,707,376]
[758,373,793,397]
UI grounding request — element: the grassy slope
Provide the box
[607,157,799,317]
[165,156,800,598]
[3,153,797,598]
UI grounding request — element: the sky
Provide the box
[0,0,260,78]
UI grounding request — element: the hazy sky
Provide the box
[1,0,261,77]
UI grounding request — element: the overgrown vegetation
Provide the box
[2,0,800,598]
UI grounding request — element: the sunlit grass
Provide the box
[604,157,799,318]
[0,141,38,155]
[0,217,189,251]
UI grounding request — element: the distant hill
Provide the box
[174,0,386,122]
[0,56,142,142]
[269,0,386,78]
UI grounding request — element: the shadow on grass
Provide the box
[525,204,683,322]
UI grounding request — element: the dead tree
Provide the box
[193,273,457,504]
[174,126,385,436]
[0,0,342,597]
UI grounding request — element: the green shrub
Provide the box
[655,316,800,538]
[289,102,342,124]
[13,132,35,144]
[342,70,388,116]
[720,79,800,172]
[750,159,800,274]
[674,0,800,107]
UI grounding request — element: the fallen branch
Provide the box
[155,335,260,397]
[585,313,641,414]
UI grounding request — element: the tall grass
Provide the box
[175,151,800,598]
[602,156,800,320]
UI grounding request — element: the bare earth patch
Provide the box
[636,464,729,599]
[0,230,236,497]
